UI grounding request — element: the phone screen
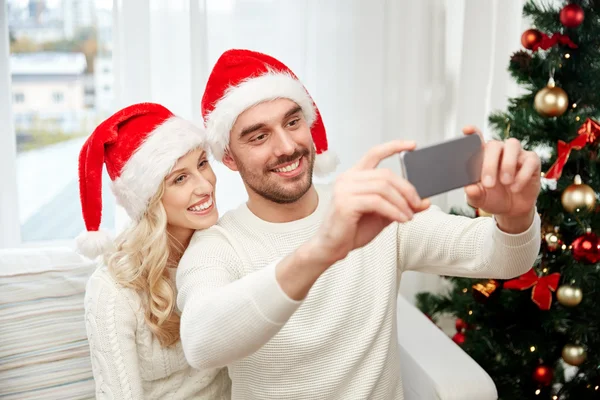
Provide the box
[400,134,483,198]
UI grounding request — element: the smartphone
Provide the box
[399,134,484,198]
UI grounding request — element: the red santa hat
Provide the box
[76,102,205,259]
[201,49,339,176]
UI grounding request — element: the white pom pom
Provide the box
[75,230,114,259]
[541,177,557,191]
[314,150,340,177]
[531,144,554,162]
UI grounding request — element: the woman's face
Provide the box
[161,148,218,241]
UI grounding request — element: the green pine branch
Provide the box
[416,1,600,398]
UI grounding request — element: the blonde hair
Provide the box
[104,182,184,347]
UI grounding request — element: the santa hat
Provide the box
[201,49,339,176]
[76,102,205,259]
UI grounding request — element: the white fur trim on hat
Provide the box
[205,71,316,161]
[111,116,205,221]
[314,150,339,177]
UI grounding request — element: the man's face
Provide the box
[224,98,315,204]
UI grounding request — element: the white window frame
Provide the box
[0,0,20,249]
[0,0,124,249]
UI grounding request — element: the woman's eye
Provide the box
[199,160,208,168]
[174,175,186,184]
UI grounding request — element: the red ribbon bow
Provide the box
[504,269,560,310]
[532,32,578,51]
[578,117,600,145]
[544,118,600,180]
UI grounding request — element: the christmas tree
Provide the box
[416,1,600,399]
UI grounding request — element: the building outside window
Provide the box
[5,0,115,244]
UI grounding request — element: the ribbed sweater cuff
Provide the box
[492,209,541,248]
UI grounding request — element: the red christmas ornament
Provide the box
[560,4,584,28]
[452,332,466,345]
[571,233,600,264]
[455,318,468,332]
[532,365,554,386]
[521,29,543,50]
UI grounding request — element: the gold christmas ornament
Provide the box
[561,344,587,366]
[561,175,597,213]
[556,285,583,307]
[472,279,501,303]
[534,77,569,118]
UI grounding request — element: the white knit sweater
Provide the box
[177,184,540,400]
[84,266,231,399]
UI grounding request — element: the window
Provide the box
[52,92,64,103]
[2,0,116,246]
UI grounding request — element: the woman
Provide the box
[76,103,231,399]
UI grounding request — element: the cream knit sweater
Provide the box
[177,184,540,400]
[85,266,231,399]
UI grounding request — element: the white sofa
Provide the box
[0,247,497,399]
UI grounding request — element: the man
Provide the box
[176,49,541,399]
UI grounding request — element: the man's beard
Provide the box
[236,147,315,204]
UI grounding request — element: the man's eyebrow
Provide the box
[284,105,302,119]
[240,123,266,139]
[239,106,302,138]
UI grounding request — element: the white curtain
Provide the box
[112,0,528,301]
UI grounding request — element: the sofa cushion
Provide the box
[0,247,97,399]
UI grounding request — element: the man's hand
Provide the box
[310,140,430,265]
[277,140,430,301]
[462,126,541,233]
